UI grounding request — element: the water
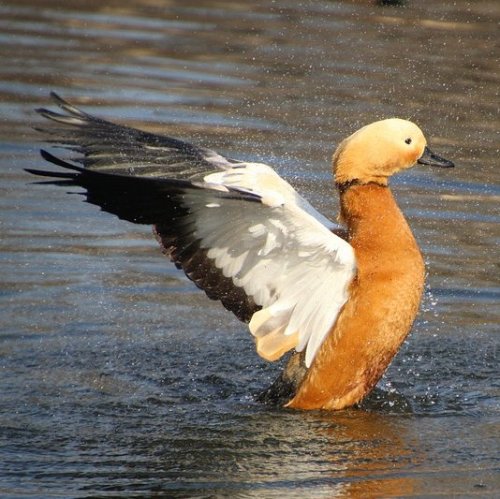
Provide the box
[1,1,499,496]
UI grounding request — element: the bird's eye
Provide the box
[405,138,412,145]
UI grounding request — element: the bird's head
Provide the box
[333,118,453,186]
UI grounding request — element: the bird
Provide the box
[27,92,454,410]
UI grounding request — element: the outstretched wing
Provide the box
[28,93,356,367]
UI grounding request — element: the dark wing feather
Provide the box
[155,231,258,322]
[35,91,239,179]
[28,93,260,322]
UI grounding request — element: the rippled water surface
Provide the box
[1,1,499,497]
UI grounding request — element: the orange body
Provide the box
[287,184,425,410]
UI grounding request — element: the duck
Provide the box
[27,93,454,410]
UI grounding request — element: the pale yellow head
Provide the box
[333,118,428,186]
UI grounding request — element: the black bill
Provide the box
[417,146,454,168]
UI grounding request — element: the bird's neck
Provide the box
[287,182,425,410]
[340,182,415,250]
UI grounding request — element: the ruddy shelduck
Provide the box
[28,93,454,410]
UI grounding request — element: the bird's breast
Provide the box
[287,184,425,410]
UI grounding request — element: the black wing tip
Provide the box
[39,149,86,173]
[35,107,63,119]
[49,90,65,104]
[40,148,67,166]
[26,149,84,185]
[34,91,65,108]
[37,91,88,120]
[48,90,76,110]
[24,167,78,184]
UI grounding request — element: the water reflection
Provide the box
[321,412,416,497]
[79,404,420,497]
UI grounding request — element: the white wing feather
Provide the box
[34,95,355,367]
[185,162,356,367]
